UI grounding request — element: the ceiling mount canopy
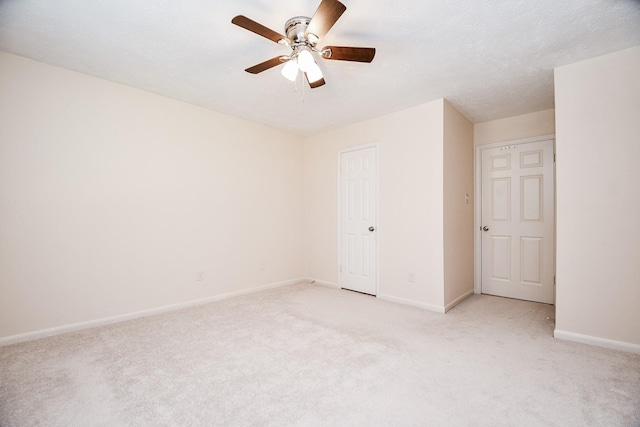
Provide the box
[231,0,376,89]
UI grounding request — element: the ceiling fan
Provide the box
[231,0,376,89]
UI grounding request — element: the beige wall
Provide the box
[305,100,446,309]
[0,53,305,340]
[554,45,640,348]
[443,101,474,308]
[474,109,555,146]
[305,100,474,311]
[0,52,478,340]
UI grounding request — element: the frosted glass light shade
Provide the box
[306,61,323,83]
[281,59,298,81]
[297,49,315,72]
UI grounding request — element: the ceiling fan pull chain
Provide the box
[294,69,302,98]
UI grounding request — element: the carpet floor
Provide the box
[1,282,639,426]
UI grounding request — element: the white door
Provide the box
[339,146,377,295]
[481,139,555,304]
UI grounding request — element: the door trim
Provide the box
[337,142,380,296]
[474,134,556,296]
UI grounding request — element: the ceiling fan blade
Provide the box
[305,73,326,89]
[322,46,376,63]
[305,0,347,41]
[245,57,285,74]
[232,15,289,45]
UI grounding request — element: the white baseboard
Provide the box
[0,277,305,347]
[306,277,340,289]
[377,293,445,313]
[554,329,640,355]
[216,277,306,300]
[444,289,475,313]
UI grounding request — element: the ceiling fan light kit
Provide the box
[281,58,299,81]
[231,0,376,89]
[305,61,324,84]
[296,49,315,72]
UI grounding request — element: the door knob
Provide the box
[369,226,375,232]
[482,226,490,232]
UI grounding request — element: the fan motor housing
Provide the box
[285,16,313,44]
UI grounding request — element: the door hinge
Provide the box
[554,153,556,162]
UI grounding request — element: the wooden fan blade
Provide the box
[232,15,289,45]
[305,73,326,89]
[305,0,346,41]
[322,46,376,63]
[245,57,285,74]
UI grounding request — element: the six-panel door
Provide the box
[481,140,555,304]
[339,146,377,295]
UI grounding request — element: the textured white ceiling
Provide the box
[1,0,639,135]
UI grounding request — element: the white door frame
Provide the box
[474,134,556,296]
[337,142,380,295]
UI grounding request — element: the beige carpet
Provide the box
[1,282,639,426]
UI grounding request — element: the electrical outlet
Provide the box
[408,272,415,282]
[196,270,204,281]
